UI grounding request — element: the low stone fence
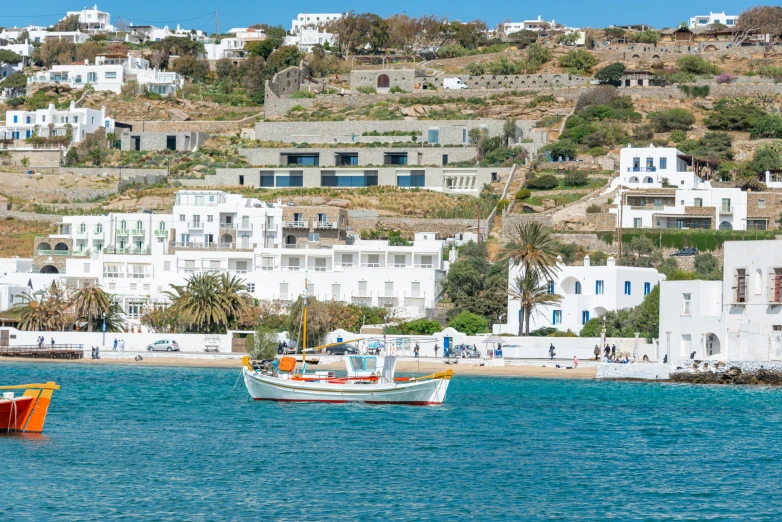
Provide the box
[670,360,782,385]
[116,118,258,134]
[596,363,672,381]
[349,216,489,239]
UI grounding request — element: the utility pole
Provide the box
[215,11,219,36]
[477,206,481,244]
[617,189,624,258]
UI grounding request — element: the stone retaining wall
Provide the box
[349,217,489,239]
[423,73,589,90]
[116,118,257,134]
[596,363,671,380]
[1,149,63,169]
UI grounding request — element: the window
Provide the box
[682,293,691,315]
[79,223,86,233]
[105,71,117,79]
[624,281,631,295]
[96,223,103,233]
[384,153,408,166]
[411,281,421,297]
[442,154,449,165]
[735,269,746,303]
[279,282,288,299]
[427,128,439,144]
[575,281,581,295]
[179,214,185,222]
[130,283,137,290]
[88,72,97,82]
[421,255,433,267]
[548,280,554,294]
[247,283,255,293]
[239,175,244,186]
[581,310,590,325]
[772,269,782,303]
[633,218,642,228]
[721,198,731,211]
[394,255,406,267]
[644,282,651,296]
[207,215,214,223]
[632,157,640,171]
[358,281,368,296]
[462,128,467,143]
[694,198,703,207]
[595,280,604,294]
[646,157,653,170]
[261,257,274,271]
[552,310,562,325]
[659,157,667,170]
[397,171,425,188]
[384,281,394,297]
[758,199,766,209]
[331,284,340,299]
[367,254,380,267]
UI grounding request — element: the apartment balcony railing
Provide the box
[405,292,425,300]
[154,229,168,237]
[188,222,204,229]
[36,249,52,256]
[719,206,733,215]
[170,241,253,252]
[53,250,70,256]
[392,263,408,268]
[314,221,338,230]
[75,229,88,236]
[116,229,129,237]
[378,294,398,302]
[334,262,354,268]
[627,167,657,173]
[351,292,372,300]
[104,247,151,255]
[237,223,253,231]
[281,266,301,271]
[132,228,145,236]
[360,263,383,268]
[629,205,665,211]
[260,265,275,271]
[219,222,237,229]
[71,249,90,257]
[414,264,434,269]
[308,266,328,272]
[283,221,307,229]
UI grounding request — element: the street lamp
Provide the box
[634,332,640,361]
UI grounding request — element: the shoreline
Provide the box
[0,356,597,379]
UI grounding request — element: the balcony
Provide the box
[360,263,383,268]
[308,266,328,272]
[351,292,372,303]
[170,241,253,252]
[75,228,88,237]
[378,294,398,304]
[188,222,204,230]
[116,229,129,237]
[219,222,237,230]
[629,205,665,211]
[237,223,253,231]
[627,167,657,173]
[71,249,90,257]
[104,247,151,255]
[36,249,52,256]
[314,221,338,230]
[53,250,70,256]
[132,228,145,236]
[283,221,307,229]
[414,264,434,269]
[154,229,168,237]
[334,263,354,268]
[719,206,733,215]
[282,265,301,271]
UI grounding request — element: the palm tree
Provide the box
[216,273,250,323]
[508,271,563,336]
[10,282,70,331]
[71,284,110,332]
[165,273,250,333]
[81,301,126,332]
[500,221,561,281]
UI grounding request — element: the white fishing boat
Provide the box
[241,279,454,405]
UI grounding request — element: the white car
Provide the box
[147,340,180,352]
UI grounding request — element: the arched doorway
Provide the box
[559,276,580,294]
[285,235,297,247]
[220,233,232,247]
[705,334,721,356]
[593,306,608,318]
[704,45,717,52]
[377,74,390,88]
[719,221,733,230]
[40,265,59,274]
[54,242,69,255]
[629,176,639,183]
[36,242,52,255]
[644,176,654,183]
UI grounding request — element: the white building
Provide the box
[0,42,33,78]
[659,239,782,362]
[64,4,114,33]
[19,190,446,328]
[291,13,344,34]
[500,16,557,34]
[27,30,90,44]
[689,12,739,29]
[27,54,181,95]
[494,255,664,335]
[283,30,335,52]
[203,38,246,60]
[226,28,267,42]
[0,26,48,42]
[610,145,761,231]
[0,102,114,143]
[126,24,205,43]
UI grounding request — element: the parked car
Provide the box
[147,340,180,352]
[670,248,699,257]
[277,341,298,355]
[325,344,358,355]
[451,344,481,358]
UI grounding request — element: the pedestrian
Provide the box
[611,344,616,359]
[414,343,420,358]
[593,345,600,361]
[663,354,668,363]
[573,356,579,368]
[120,339,125,352]
[604,344,610,358]
[38,336,43,349]
[434,344,439,357]
[549,343,555,360]
[113,338,118,351]
[690,351,696,360]
[51,337,55,347]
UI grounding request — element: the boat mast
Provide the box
[302,274,308,371]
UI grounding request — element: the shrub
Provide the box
[546,138,577,160]
[750,115,782,139]
[558,49,599,74]
[515,188,532,200]
[290,90,315,99]
[715,73,735,84]
[448,310,488,335]
[633,124,655,141]
[389,86,404,93]
[678,84,710,98]
[575,85,618,112]
[650,109,695,132]
[6,96,24,107]
[526,174,559,190]
[705,102,767,131]
[564,171,589,186]
[677,55,721,75]
[497,199,510,211]
[586,146,607,156]
[595,62,625,84]
[356,85,377,94]
[586,204,602,213]
[669,129,687,143]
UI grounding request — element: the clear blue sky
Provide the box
[0,2,756,33]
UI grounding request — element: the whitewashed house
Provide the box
[0,42,33,78]
[203,38,246,60]
[494,255,664,335]
[689,12,739,29]
[27,30,90,44]
[284,30,335,52]
[27,54,181,95]
[610,145,757,231]
[15,190,447,328]
[0,102,114,143]
[64,4,115,33]
[291,13,344,34]
[501,17,558,34]
[660,239,782,362]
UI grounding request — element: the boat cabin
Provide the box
[345,355,397,383]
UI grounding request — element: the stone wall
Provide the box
[583,211,617,231]
[424,73,589,90]
[119,131,210,152]
[592,44,752,64]
[553,233,616,253]
[265,62,311,99]
[596,363,671,380]
[350,69,416,92]
[116,119,256,134]
[1,149,63,169]
[56,167,168,179]
[501,214,553,241]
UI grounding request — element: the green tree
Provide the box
[265,46,301,75]
[509,29,538,47]
[164,272,250,333]
[250,326,279,360]
[558,49,598,74]
[443,261,483,300]
[10,281,70,331]
[546,138,577,159]
[173,56,210,83]
[694,253,722,280]
[245,40,276,59]
[501,221,561,281]
[0,49,22,68]
[526,43,551,65]
[595,62,625,84]
[508,271,563,336]
[71,284,110,332]
[650,109,695,132]
[448,310,489,335]
[38,39,77,67]
[386,319,442,335]
[557,32,580,45]
[750,115,782,139]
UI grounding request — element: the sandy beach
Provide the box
[0,356,597,378]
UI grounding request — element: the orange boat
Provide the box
[0,382,60,434]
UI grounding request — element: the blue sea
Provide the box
[3,362,782,520]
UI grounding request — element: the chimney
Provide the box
[583,255,590,267]
[607,256,616,267]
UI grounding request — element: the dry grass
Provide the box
[0,219,54,257]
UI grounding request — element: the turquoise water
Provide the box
[3,362,782,520]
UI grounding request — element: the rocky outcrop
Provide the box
[671,361,782,386]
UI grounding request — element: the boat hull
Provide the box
[243,369,450,405]
[0,396,35,433]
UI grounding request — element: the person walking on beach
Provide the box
[573,356,579,368]
[549,343,555,360]
[611,344,616,359]
[434,344,439,357]
[51,337,55,347]
[593,345,600,361]
[113,338,118,351]
[604,344,610,358]
[120,339,125,352]
[414,343,420,358]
